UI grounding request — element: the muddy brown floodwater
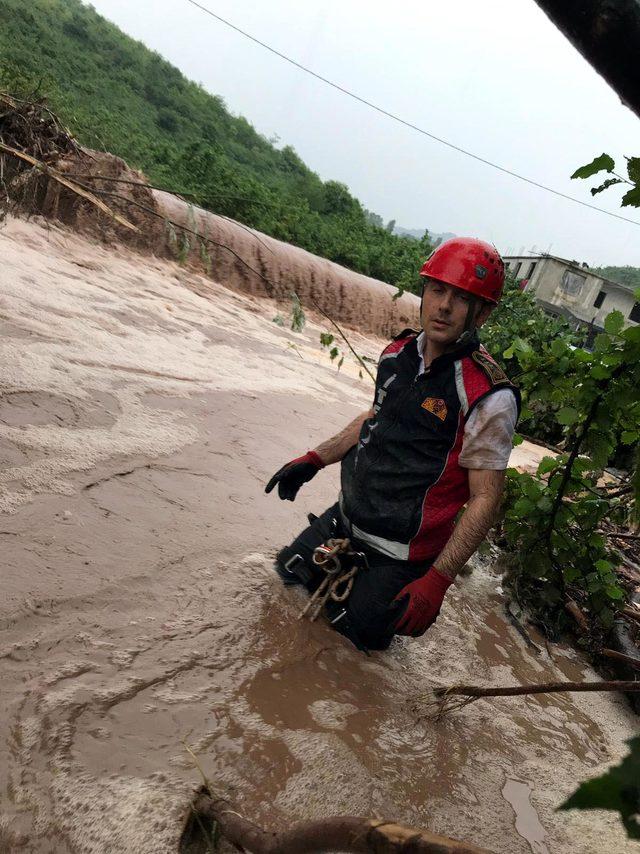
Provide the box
[0,216,637,854]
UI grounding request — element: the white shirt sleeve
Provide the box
[459,389,518,470]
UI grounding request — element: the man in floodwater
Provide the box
[265,238,520,651]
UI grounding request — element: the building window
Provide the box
[513,261,522,278]
[593,290,606,309]
[630,302,640,323]
[527,261,537,278]
[560,269,586,296]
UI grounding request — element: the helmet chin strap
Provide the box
[454,296,478,347]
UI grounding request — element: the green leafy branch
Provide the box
[318,331,376,380]
[501,305,640,640]
[319,332,344,371]
[560,736,640,840]
[290,292,306,333]
[572,153,640,208]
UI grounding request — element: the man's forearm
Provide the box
[313,408,373,466]
[434,471,504,581]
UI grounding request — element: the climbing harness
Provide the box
[298,537,367,622]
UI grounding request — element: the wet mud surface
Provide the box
[1,218,637,853]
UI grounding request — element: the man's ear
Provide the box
[474,301,494,329]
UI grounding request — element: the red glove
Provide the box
[265,451,324,501]
[392,567,453,637]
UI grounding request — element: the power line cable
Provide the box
[183,0,640,228]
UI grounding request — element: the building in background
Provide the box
[504,254,639,346]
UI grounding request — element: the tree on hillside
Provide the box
[364,209,384,228]
[0,0,438,291]
[592,266,640,289]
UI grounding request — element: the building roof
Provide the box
[504,253,633,293]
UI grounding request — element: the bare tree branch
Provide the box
[432,679,640,699]
[601,647,640,671]
[65,173,275,254]
[418,678,640,718]
[0,141,138,231]
[308,296,376,382]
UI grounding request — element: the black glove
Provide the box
[265,450,324,501]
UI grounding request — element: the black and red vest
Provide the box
[340,330,519,563]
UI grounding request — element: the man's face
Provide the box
[421,277,491,345]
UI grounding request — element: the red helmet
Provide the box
[419,237,505,304]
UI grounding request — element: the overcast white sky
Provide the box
[89,0,640,265]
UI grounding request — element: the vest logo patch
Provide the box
[421,397,448,421]
[472,350,509,386]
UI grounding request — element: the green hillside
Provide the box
[0,0,432,290]
[592,265,640,290]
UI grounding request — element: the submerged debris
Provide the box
[180,786,490,854]
[0,91,155,241]
[416,680,640,721]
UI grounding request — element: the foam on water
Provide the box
[1,217,637,854]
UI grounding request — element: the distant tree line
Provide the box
[592,266,640,289]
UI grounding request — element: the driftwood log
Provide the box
[180,789,490,854]
[533,0,640,118]
[430,680,640,700]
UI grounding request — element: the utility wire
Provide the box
[183,0,640,228]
